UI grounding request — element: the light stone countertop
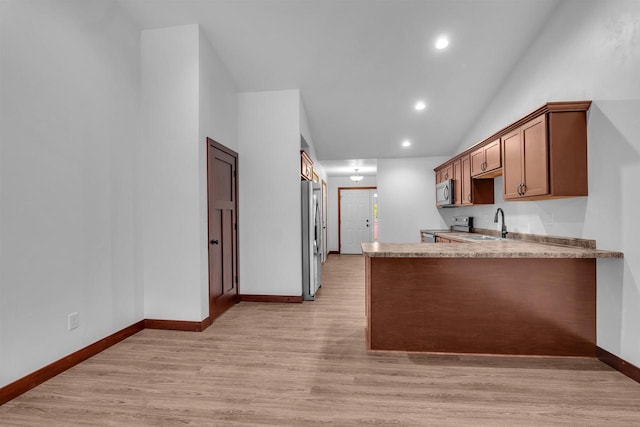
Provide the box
[361,238,623,259]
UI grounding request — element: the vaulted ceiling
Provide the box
[120,0,560,171]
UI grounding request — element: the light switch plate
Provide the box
[68,312,79,331]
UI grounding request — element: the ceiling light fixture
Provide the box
[435,36,449,50]
[350,168,364,182]
[402,140,411,148]
[415,101,426,111]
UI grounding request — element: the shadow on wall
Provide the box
[585,100,640,249]
[587,100,640,361]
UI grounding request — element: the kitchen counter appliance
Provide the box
[435,179,455,207]
[421,216,473,243]
[301,181,322,300]
[451,216,473,232]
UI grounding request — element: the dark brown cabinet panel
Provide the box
[435,169,443,184]
[502,128,524,199]
[435,154,494,207]
[463,154,494,206]
[502,114,550,200]
[453,159,462,205]
[461,155,472,205]
[435,101,590,205]
[442,163,453,182]
[521,114,549,197]
[470,138,501,177]
[503,111,587,200]
[434,162,453,185]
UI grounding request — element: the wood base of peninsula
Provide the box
[365,256,596,357]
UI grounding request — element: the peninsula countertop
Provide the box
[361,239,623,259]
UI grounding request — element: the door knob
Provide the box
[210,239,219,245]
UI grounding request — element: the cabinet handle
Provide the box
[481,162,486,171]
[517,183,526,196]
[467,194,472,202]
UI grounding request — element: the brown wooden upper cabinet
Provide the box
[435,169,443,184]
[434,101,590,207]
[435,154,494,206]
[442,162,453,182]
[502,109,588,200]
[470,138,501,177]
[434,161,453,184]
[300,150,313,181]
[453,158,462,205]
[461,155,473,205]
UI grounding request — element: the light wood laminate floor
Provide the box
[1,255,639,426]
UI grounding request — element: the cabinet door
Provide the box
[470,147,485,177]
[442,163,453,181]
[453,159,462,205]
[484,138,501,172]
[461,155,472,205]
[435,170,443,184]
[521,115,548,197]
[502,129,523,199]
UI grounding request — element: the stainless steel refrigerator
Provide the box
[301,181,322,300]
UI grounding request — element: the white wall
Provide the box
[141,24,238,321]
[300,99,326,182]
[238,90,302,296]
[326,176,377,252]
[198,30,238,317]
[141,25,203,321]
[377,157,450,243]
[449,0,640,366]
[0,0,142,387]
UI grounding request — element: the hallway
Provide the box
[1,255,639,426]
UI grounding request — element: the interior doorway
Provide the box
[206,138,239,322]
[322,179,328,263]
[338,187,377,254]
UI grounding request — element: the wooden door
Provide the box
[502,129,523,200]
[321,180,328,263]
[453,159,462,205]
[521,115,549,197]
[207,138,238,321]
[461,155,472,205]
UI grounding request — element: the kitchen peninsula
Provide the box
[362,238,622,357]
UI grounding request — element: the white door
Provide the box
[340,189,374,254]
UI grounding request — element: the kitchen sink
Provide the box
[464,235,506,241]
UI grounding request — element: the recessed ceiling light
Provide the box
[435,36,449,50]
[402,140,411,148]
[415,101,426,111]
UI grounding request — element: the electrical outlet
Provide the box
[68,312,79,331]
[547,212,554,226]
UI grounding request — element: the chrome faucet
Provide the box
[494,208,508,238]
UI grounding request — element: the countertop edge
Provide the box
[361,241,624,259]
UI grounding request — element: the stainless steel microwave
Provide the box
[436,179,455,207]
